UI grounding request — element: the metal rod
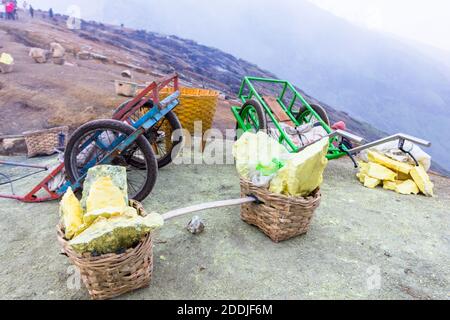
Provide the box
[349,133,431,154]
[0,161,48,170]
[162,197,257,222]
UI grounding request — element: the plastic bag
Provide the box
[233,132,288,183]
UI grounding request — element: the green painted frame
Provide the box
[231,76,346,159]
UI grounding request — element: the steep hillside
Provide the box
[0,11,385,145]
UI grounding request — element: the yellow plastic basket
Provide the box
[159,87,219,137]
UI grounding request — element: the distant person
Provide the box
[0,3,5,19]
[29,4,33,18]
[49,8,53,19]
[22,1,27,10]
[5,1,15,20]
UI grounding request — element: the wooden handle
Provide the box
[162,197,256,221]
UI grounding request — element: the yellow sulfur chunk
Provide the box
[395,180,419,195]
[368,151,413,175]
[383,180,403,191]
[410,166,434,197]
[0,53,14,65]
[83,206,138,226]
[81,165,128,210]
[364,176,381,189]
[60,188,84,240]
[356,162,369,183]
[397,172,412,181]
[70,212,164,255]
[269,138,329,196]
[367,163,397,182]
[86,176,127,214]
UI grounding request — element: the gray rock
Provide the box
[53,57,65,65]
[187,216,205,235]
[50,42,65,58]
[121,69,132,78]
[29,48,51,63]
[77,51,91,60]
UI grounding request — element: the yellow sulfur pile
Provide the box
[357,150,434,197]
[59,165,163,255]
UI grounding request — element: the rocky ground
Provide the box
[0,146,448,300]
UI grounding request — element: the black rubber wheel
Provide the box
[236,99,267,140]
[113,99,183,169]
[297,104,331,127]
[64,119,158,202]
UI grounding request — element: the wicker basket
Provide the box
[240,179,322,243]
[23,126,69,158]
[159,87,219,150]
[57,200,154,300]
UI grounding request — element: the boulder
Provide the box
[121,69,132,78]
[0,62,13,74]
[29,48,51,63]
[114,80,138,97]
[76,51,91,60]
[50,42,66,58]
[53,57,65,65]
[0,136,27,155]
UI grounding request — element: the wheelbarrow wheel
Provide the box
[236,100,267,140]
[113,99,183,169]
[64,119,158,202]
[297,104,330,127]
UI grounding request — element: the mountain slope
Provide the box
[96,0,450,172]
[0,12,384,145]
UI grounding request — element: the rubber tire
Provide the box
[113,99,183,169]
[298,104,331,127]
[64,119,158,202]
[236,100,267,140]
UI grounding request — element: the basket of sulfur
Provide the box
[57,165,163,300]
[234,132,328,243]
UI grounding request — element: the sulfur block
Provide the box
[367,162,397,182]
[395,180,419,195]
[364,176,381,189]
[368,151,413,175]
[410,166,434,197]
[60,188,84,240]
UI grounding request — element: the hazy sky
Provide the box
[27,0,450,52]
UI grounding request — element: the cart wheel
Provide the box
[236,100,267,139]
[297,104,331,127]
[64,119,158,202]
[113,99,183,169]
